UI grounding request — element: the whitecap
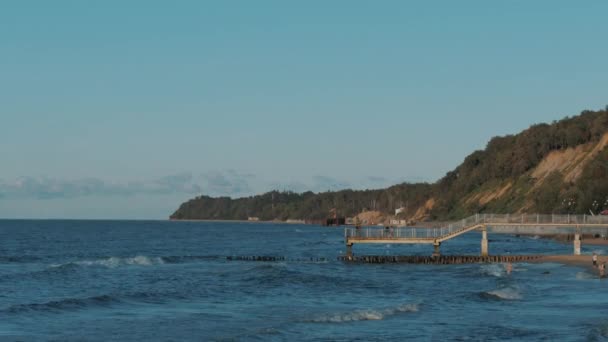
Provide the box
[484,287,522,300]
[52,256,164,269]
[480,264,504,277]
[308,303,418,323]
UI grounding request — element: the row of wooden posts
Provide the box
[338,255,544,264]
[225,255,543,264]
[226,256,328,262]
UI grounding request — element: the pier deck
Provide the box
[345,214,608,257]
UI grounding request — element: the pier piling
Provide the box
[481,226,489,257]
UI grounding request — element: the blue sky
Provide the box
[1,1,607,219]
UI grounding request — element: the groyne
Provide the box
[226,256,328,262]
[224,255,544,264]
[338,255,544,264]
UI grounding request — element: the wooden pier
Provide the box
[345,213,608,257]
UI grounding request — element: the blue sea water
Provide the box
[1,220,608,341]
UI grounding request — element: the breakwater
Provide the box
[338,255,544,264]
[226,256,328,262]
[225,255,544,264]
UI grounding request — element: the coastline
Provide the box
[533,255,607,274]
[168,218,311,225]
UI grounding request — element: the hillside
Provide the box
[171,108,608,223]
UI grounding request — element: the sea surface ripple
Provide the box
[1,220,608,341]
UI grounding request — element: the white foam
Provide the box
[486,287,522,300]
[310,303,418,323]
[52,256,164,269]
[480,264,504,277]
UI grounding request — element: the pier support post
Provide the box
[574,233,581,256]
[346,244,353,260]
[481,226,489,257]
[432,241,441,257]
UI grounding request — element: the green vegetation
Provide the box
[171,108,608,221]
[171,184,433,221]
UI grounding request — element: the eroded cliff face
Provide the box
[531,132,608,185]
[424,132,608,219]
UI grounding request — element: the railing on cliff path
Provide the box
[345,214,608,242]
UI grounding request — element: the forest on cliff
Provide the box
[171,108,608,222]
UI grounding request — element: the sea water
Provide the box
[1,220,608,341]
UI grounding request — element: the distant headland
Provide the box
[171,108,608,224]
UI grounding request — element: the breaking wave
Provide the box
[480,287,522,301]
[52,255,164,269]
[306,303,419,323]
[479,264,505,278]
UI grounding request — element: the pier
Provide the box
[345,214,608,258]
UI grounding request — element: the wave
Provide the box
[306,303,419,323]
[480,287,522,301]
[51,255,164,269]
[0,263,82,283]
[479,264,505,278]
[0,255,41,263]
[239,264,353,287]
[5,294,120,314]
[3,288,199,314]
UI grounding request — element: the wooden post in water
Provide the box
[346,244,353,260]
[481,225,489,257]
[574,226,581,256]
[432,241,441,257]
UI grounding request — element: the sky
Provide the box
[1,1,607,219]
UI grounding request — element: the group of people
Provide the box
[592,253,606,278]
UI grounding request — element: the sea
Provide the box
[1,220,608,341]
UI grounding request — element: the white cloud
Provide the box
[0,173,202,199]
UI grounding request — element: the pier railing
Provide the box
[345,214,608,242]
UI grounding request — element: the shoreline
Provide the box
[533,255,607,275]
